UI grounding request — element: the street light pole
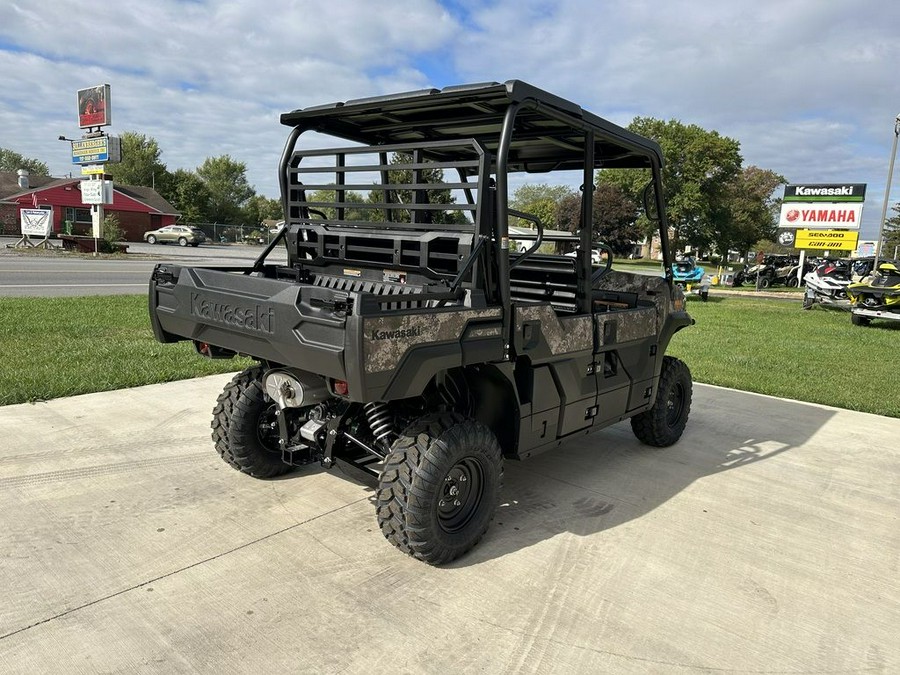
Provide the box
[873,114,900,270]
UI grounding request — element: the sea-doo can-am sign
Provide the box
[778,183,865,229]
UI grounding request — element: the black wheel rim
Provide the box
[665,382,685,428]
[256,403,281,453]
[437,457,485,534]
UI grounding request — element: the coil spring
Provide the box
[364,401,394,447]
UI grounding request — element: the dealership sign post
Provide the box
[61,84,119,254]
[777,183,865,284]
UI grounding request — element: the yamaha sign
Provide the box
[778,183,866,230]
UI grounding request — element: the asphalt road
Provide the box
[1,376,898,673]
[0,237,286,297]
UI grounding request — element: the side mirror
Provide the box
[642,181,659,222]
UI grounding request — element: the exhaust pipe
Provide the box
[263,369,330,409]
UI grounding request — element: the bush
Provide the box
[101,213,123,244]
[100,214,124,252]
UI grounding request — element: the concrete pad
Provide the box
[1,376,898,673]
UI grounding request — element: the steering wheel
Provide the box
[590,244,614,284]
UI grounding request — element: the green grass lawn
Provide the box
[0,295,252,406]
[668,295,900,417]
[1,294,897,417]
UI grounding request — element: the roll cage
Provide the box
[256,80,673,324]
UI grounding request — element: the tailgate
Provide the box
[149,265,348,379]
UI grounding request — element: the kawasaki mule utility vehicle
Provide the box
[149,81,694,564]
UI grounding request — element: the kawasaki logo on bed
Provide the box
[371,325,424,341]
[190,293,274,334]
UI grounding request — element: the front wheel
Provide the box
[211,365,291,478]
[377,413,502,565]
[631,356,692,447]
[146,235,157,245]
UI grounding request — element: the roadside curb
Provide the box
[707,288,803,301]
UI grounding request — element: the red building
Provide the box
[0,171,180,241]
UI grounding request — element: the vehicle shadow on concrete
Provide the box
[453,386,837,566]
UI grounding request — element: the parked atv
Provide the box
[736,255,785,288]
[770,256,807,287]
[847,261,900,326]
[849,256,900,283]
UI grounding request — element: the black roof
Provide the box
[280,80,662,172]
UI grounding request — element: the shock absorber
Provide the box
[364,401,395,450]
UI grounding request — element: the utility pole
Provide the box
[873,114,900,270]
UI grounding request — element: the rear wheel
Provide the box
[178,237,188,247]
[211,365,291,478]
[376,413,502,565]
[631,356,692,447]
[146,235,157,245]
[851,313,870,327]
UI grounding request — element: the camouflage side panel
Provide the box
[595,270,669,319]
[514,305,593,355]
[464,325,503,339]
[595,307,658,346]
[363,308,502,374]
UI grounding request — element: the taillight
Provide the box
[333,379,349,396]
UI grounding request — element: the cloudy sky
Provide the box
[1,0,898,239]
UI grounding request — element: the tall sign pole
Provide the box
[91,175,103,255]
[873,114,900,271]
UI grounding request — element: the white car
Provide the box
[564,249,606,266]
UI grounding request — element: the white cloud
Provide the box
[0,0,459,197]
[1,0,898,238]
[451,0,900,237]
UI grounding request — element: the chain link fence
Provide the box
[186,222,278,246]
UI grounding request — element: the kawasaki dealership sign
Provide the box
[778,183,865,230]
[784,184,866,201]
